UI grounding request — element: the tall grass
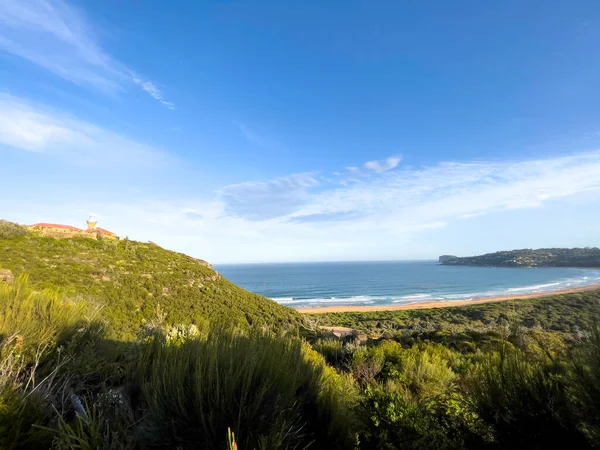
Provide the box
[568,327,600,446]
[0,275,98,356]
[0,276,102,449]
[128,328,357,449]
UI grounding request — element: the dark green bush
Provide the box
[568,328,600,446]
[466,348,590,449]
[359,385,488,450]
[0,220,26,240]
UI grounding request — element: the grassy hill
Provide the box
[5,219,600,449]
[0,222,301,338]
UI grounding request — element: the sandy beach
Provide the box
[297,283,600,314]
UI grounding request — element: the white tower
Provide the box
[86,214,97,231]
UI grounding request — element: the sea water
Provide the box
[216,261,600,309]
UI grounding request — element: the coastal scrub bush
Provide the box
[0,277,105,449]
[382,344,457,402]
[0,276,99,357]
[567,327,600,446]
[350,347,385,387]
[0,220,27,240]
[466,348,589,449]
[127,328,358,449]
[358,385,489,450]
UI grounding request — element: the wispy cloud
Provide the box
[0,93,168,166]
[211,151,600,233]
[234,121,267,147]
[342,155,402,183]
[291,153,600,228]
[132,76,175,110]
[6,148,600,263]
[363,155,402,173]
[0,0,174,108]
[218,172,318,220]
[233,120,286,151]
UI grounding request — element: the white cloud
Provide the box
[2,137,600,263]
[0,0,174,108]
[0,93,168,166]
[363,155,402,173]
[218,172,318,220]
[290,152,600,231]
[132,77,175,110]
[212,151,600,235]
[339,155,402,183]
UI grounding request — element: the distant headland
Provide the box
[439,247,600,268]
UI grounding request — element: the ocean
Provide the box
[215,261,600,309]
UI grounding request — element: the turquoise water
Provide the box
[216,261,600,309]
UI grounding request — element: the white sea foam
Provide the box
[272,273,600,308]
[397,293,432,300]
[506,282,561,292]
[273,295,381,306]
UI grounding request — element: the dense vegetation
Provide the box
[3,220,600,449]
[440,247,600,267]
[0,227,301,339]
[0,277,355,449]
[314,291,600,343]
[308,289,600,448]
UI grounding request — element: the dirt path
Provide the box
[319,326,355,337]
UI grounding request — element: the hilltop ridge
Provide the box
[0,220,300,338]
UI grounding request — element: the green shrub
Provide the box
[383,344,457,403]
[350,346,385,387]
[467,348,589,449]
[358,385,486,450]
[568,327,600,446]
[0,220,26,240]
[127,328,358,449]
[312,338,345,363]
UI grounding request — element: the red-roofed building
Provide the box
[30,223,82,231]
[93,227,115,235]
[29,216,117,240]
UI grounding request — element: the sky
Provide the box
[1,0,600,264]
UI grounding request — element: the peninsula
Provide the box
[439,247,600,268]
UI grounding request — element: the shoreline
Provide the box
[296,283,600,314]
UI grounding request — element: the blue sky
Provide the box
[1,0,600,263]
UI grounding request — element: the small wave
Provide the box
[275,295,384,306]
[396,293,432,300]
[440,292,492,300]
[506,282,561,293]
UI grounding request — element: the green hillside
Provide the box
[440,247,600,267]
[5,219,600,449]
[0,223,300,338]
